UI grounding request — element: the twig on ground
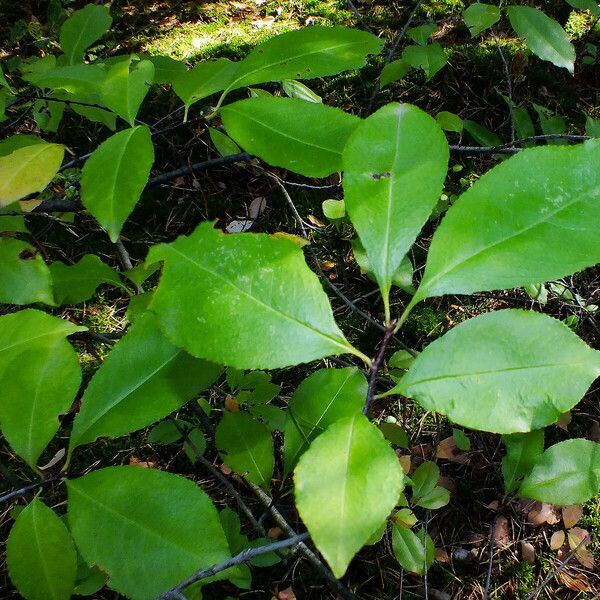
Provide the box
[0,476,61,506]
[483,514,499,600]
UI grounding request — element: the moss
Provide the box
[405,305,447,338]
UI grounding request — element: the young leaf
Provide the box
[24,64,106,95]
[222,26,383,96]
[7,498,77,600]
[147,221,365,369]
[343,103,448,320]
[284,367,368,472]
[380,59,410,88]
[415,140,600,301]
[216,411,274,486]
[281,79,322,102]
[392,524,434,575]
[0,310,85,467]
[50,254,122,305]
[520,439,600,505]
[80,126,154,242]
[221,97,360,177]
[69,313,221,452]
[436,111,463,133]
[502,430,545,492]
[401,43,447,80]
[463,3,501,37]
[67,466,231,600]
[294,415,404,578]
[407,23,437,46]
[463,119,502,147]
[399,310,600,434]
[410,461,440,500]
[507,6,575,73]
[0,239,55,305]
[209,127,241,157]
[0,141,64,207]
[59,4,112,64]
[101,56,154,126]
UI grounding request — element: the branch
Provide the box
[0,476,61,506]
[364,319,398,415]
[155,533,310,599]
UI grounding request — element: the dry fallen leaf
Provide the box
[320,260,336,271]
[129,456,157,468]
[307,214,325,227]
[438,476,457,494]
[220,464,233,475]
[528,502,561,526]
[521,541,536,564]
[437,436,469,463]
[562,505,583,529]
[278,586,296,600]
[550,530,566,550]
[224,394,240,412]
[398,454,411,475]
[567,527,594,568]
[435,548,451,563]
[248,196,267,219]
[559,569,595,593]
[556,411,572,430]
[268,527,283,539]
[494,515,511,548]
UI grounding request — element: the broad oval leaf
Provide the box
[69,313,222,452]
[101,57,154,126]
[0,141,64,207]
[401,43,447,80]
[80,126,154,242]
[392,524,434,576]
[223,26,383,96]
[59,4,112,64]
[399,310,600,434]
[463,3,501,37]
[502,430,545,492]
[147,221,363,369]
[0,239,55,305]
[216,411,274,486]
[222,97,360,177]
[343,103,448,318]
[67,466,231,600]
[294,415,404,577]
[0,310,85,467]
[520,439,600,505]
[24,64,106,96]
[507,6,575,73]
[284,367,367,473]
[416,140,600,301]
[7,498,77,600]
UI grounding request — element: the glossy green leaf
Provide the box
[410,461,439,500]
[436,110,463,133]
[322,198,345,221]
[566,0,600,16]
[0,141,64,207]
[282,79,322,102]
[59,4,112,64]
[216,411,274,486]
[502,430,545,492]
[209,127,241,157]
[0,135,44,158]
[24,64,106,95]
[400,310,600,434]
[415,140,600,300]
[222,26,383,96]
[520,439,600,504]
[50,254,121,305]
[0,239,55,305]
[463,3,501,36]
[401,43,447,80]
[507,6,575,73]
[80,126,154,242]
[284,367,367,473]
[294,415,404,578]
[0,310,84,467]
[7,498,77,600]
[392,525,434,575]
[147,221,363,369]
[463,119,502,147]
[69,313,221,452]
[221,97,360,177]
[101,57,154,126]
[407,23,437,46]
[343,103,448,319]
[67,466,231,600]
[380,59,410,88]
[415,486,450,509]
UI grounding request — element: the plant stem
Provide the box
[394,294,421,333]
[364,319,398,415]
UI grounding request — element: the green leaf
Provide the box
[59,4,112,64]
[24,64,106,95]
[209,127,241,157]
[221,97,360,177]
[0,310,85,467]
[147,420,187,444]
[216,411,274,486]
[147,221,363,369]
[172,59,238,111]
[322,198,345,221]
[284,367,368,473]
[410,461,439,499]
[0,239,55,305]
[436,110,463,133]
[585,115,600,138]
[452,428,471,452]
[415,140,600,300]
[407,23,437,46]
[0,202,27,233]
[222,26,383,97]
[69,313,221,452]
[67,466,231,600]
[7,498,77,600]
[343,103,448,319]
[80,126,154,242]
[463,3,501,36]
[520,439,600,504]
[502,430,544,492]
[392,524,434,575]
[380,59,410,88]
[0,134,45,158]
[68,92,117,130]
[0,63,14,92]
[281,79,322,102]
[294,415,404,578]
[566,0,600,17]
[400,310,600,434]
[0,140,64,207]
[183,428,207,463]
[378,422,409,448]
[507,6,575,73]
[50,254,121,305]
[415,486,450,509]
[401,43,447,80]
[101,57,154,126]
[463,119,502,147]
